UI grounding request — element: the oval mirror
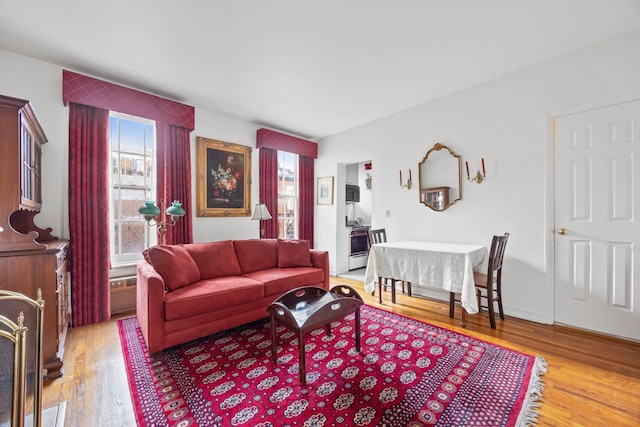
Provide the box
[419,143,462,211]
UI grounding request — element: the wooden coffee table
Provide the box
[267,284,363,385]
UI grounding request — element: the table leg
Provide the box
[325,324,332,336]
[355,308,361,353]
[299,330,307,385]
[461,308,467,327]
[391,279,396,304]
[271,314,277,363]
[378,279,382,304]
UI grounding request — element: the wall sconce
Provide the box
[400,169,412,189]
[466,158,486,184]
[138,200,185,245]
[251,203,272,239]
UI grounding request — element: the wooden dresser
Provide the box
[0,94,70,380]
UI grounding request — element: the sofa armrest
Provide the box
[136,260,167,354]
[310,249,330,290]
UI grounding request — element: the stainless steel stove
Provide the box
[349,226,370,270]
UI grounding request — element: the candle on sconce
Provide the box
[409,169,412,181]
[482,158,485,174]
[465,161,470,178]
[400,170,402,186]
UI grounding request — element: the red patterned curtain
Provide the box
[63,71,195,246]
[68,102,111,326]
[63,71,195,324]
[298,155,314,247]
[259,147,279,239]
[157,123,193,244]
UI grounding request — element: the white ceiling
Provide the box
[1,1,639,140]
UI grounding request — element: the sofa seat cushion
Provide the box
[243,267,325,297]
[164,276,264,321]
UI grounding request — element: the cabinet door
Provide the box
[20,113,44,209]
[0,252,61,379]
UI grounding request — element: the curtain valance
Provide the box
[256,128,317,158]
[62,70,194,130]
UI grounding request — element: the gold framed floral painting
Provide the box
[196,136,252,217]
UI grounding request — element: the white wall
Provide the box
[315,30,640,324]
[0,50,69,237]
[0,49,265,244]
[190,108,264,242]
[3,30,640,325]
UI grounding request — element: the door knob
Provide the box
[557,228,567,235]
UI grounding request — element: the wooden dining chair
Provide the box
[368,228,411,297]
[449,233,509,329]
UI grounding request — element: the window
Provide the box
[108,112,156,266]
[277,151,298,239]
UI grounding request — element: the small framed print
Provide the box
[196,136,252,217]
[317,176,334,205]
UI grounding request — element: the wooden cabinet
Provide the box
[421,186,450,211]
[0,94,70,380]
[0,241,70,380]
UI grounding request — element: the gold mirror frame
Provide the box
[418,143,462,211]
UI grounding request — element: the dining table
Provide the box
[364,241,489,324]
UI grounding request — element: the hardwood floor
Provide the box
[42,276,640,426]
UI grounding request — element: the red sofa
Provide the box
[136,238,329,353]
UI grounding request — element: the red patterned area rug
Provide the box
[118,306,546,426]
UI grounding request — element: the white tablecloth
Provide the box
[364,241,489,314]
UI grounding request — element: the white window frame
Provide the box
[108,112,156,268]
[278,151,298,239]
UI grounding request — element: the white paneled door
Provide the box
[554,100,640,341]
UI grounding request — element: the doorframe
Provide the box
[543,92,640,326]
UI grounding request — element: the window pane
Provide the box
[277,195,285,217]
[277,151,298,239]
[145,124,154,157]
[119,155,146,186]
[111,153,119,176]
[112,188,122,219]
[121,188,147,219]
[284,219,296,239]
[121,221,146,254]
[114,222,120,251]
[119,119,145,154]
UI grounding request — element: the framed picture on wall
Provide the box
[317,176,334,205]
[196,136,252,217]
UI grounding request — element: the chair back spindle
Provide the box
[368,228,387,246]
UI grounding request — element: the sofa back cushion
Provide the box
[146,245,200,291]
[278,239,313,268]
[233,239,279,274]
[184,240,242,279]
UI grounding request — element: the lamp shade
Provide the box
[251,204,272,221]
[166,200,185,217]
[138,200,161,216]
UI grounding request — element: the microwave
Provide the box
[346,184,360,203]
